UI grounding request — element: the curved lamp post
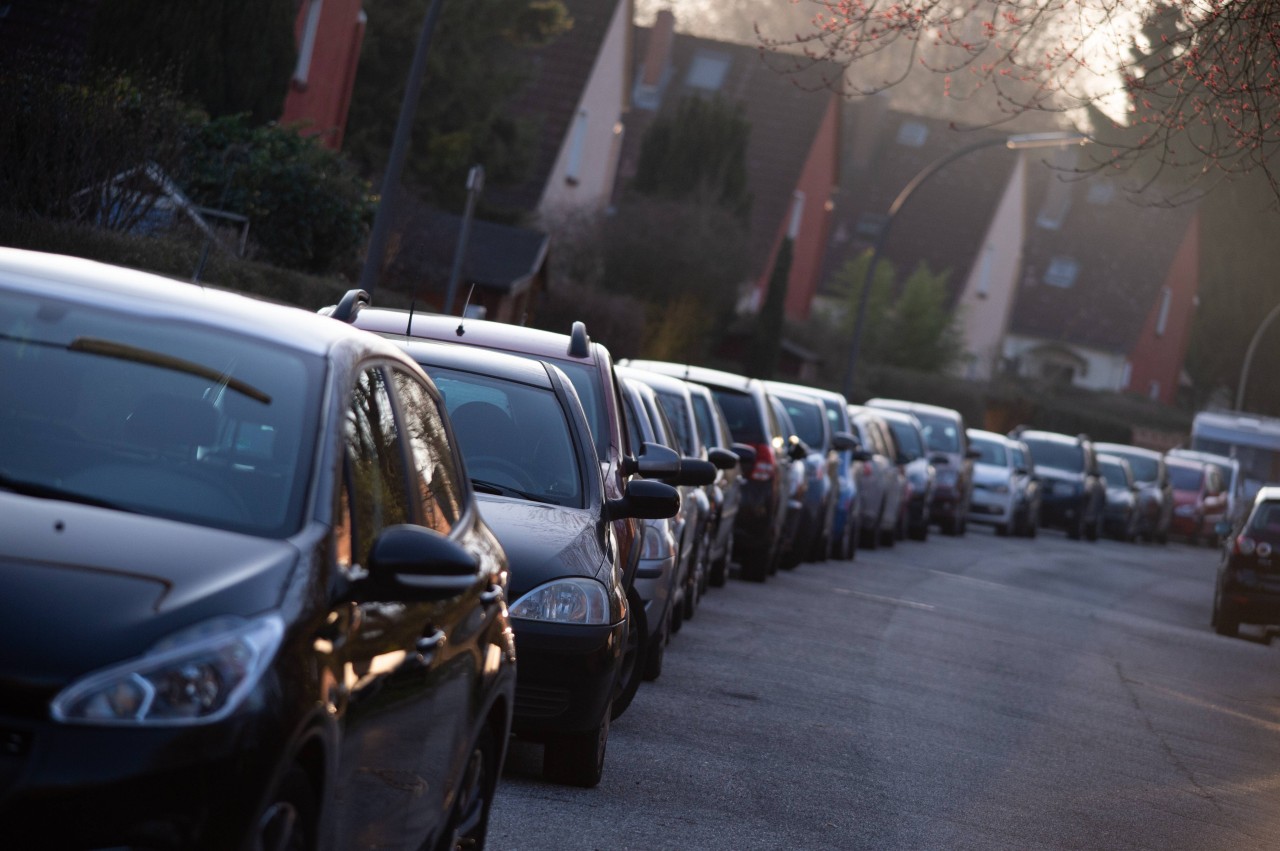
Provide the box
[841,131,1089,398]
[1236,300,1280,411]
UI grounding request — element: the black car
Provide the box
[0,249,515,850]
[399,341,678,787]
[1015,428,1106,541]
[1095,442,1173,544]
[1213,486,1280,637]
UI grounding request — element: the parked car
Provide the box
[1007,436,1042,537]
[0,250,517,849]
[849,405,909,547]
[877,408,935,541]
[768,394,814,570]
[966,429,1020,536]
[403,342,681,786]
[342,300,711,723]
[865,399,975,535]
[765,382,856,564]
[1014,428,1106,541]
[684,380,752,584]
[1094,442,1172,543]
[618,366,718,614]
[1098,453,1141,541]
[1167,447,1247,535]
[623,361,796,582]
[617,371,708,635]
[1212,486,1280,637]
[1166,454,1230,546]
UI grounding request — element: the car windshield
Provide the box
[777,395,825,449]
[915,413,960,453]
[1115,452,1159,483]
[0,288,320,537]
[424,366,582,508]
[1022,438,1083,471]
[713,389,765,444]
[1168,463,1204,492]
[887,419,924,460]
[1099,460,1128,486]
[971,437,1007,466]
[655,391,697,455]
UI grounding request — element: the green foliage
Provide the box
[832,252,960,372]
[87,0,295,124]
[182,116,375,274]
[344,0,570,211]
[0,71,196,227]
[631,95,752,219]
[744,238,792,378]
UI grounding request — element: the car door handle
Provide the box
[414,629,445,664]
[479,585,504,607]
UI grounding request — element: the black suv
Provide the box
[1014,428,1106,541]
[0,250,515,849]
[1212,486,1280,638]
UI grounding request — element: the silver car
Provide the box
[967,429,1019,535]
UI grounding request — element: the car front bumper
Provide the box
[511,618,625,738]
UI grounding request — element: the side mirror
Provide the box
[625,442,682,479]
[607,479,680,520]
[364,525,477,600]
[731,442,757,468]
[832,431,858,452]
[853,449,873,462]
[1015,466,1030,476]
[787,438,809,462]
[675,457,718,486]
[964,448,982,460]
[930,454,950,466]
[708,447,739,471]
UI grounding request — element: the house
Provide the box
[279,0,367,150]
[484,0,633,221]
[617,9,843,322]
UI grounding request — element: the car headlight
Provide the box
[51,614,284,726]
[640,522,676,560]
[509,578,611,624]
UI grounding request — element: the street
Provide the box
[488,526,1280,850]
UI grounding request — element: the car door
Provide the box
[329,364,476,850]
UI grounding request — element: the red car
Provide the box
[1166,456,1229,546]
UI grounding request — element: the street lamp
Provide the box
[1236,300,1280,411]
[840,131,1089,398]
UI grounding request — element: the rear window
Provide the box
[713,390,765,444]
[1023,438,1083,472]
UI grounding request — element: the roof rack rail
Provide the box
[329,289,370,324]
[568,321,590,358]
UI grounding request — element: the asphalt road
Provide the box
[487,525,1280,850]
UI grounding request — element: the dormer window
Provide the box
[896,121,928,147]
[686,51,730,91]
[293,0,325,87]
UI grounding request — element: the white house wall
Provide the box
[537,1,629,216]
[954,154,1027,381]
[1002,333,1130,393]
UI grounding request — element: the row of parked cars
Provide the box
[3,248,1260,849]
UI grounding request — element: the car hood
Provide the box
[972,463,1010,486]
[477,496,608,597]
[0,492,298,694]
[1035,466,1083,485]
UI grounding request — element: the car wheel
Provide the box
[1085,513,1100,542]
[1027,517,1038,539]
[437,726,499,851]
[739,548,769,582]
[610,589,647,721]
[909,519,928,541]
[642,609,668,682]
[544,713,609,788]
[255,764,316,851]
[995,523,1009,537]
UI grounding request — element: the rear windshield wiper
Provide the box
[470,479,559,505]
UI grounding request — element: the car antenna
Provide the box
[456,283,476,337]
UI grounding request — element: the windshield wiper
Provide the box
[0,470,132,513]
[69,338,271,404]
[470,479,559,505]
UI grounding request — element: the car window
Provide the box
[914,413,960,453]
[1248,501,1280,535]
[778,396,825,450]
[1022,438,1084,471]
[689,392,720,451]
[1099,459,1127,486]
[0,286,320,538]
[622,388,648,450]
[1117,452,1159,483]
[971,437,1007,466]
[539,356,608,463]
[342,368,412,569]
[655,391,697,456]
[886,419,924,460]
[1011,445,1027,469]
[425,366,583,508]
[822,398,847,433]
[391,368,464,534]
[713,390,766,444]
[1167,463,1204,491]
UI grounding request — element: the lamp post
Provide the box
[840,131,1089,399]
[444,164,484,315]
[1235,300,1280,411]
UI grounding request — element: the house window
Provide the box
[1121,360,1132,389]
[788,191,805,239]
[294,0,325,86]
[1043,256,1079,288]
[1155,286,1172,337]
[854,212,887,243]
[1149,379,1161,400]
[896,121,928,147]
[686,51,730,91]
[565,109,588,186]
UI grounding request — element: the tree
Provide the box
[87,0,295,124]
[744,238,792,378]
[766,0,1280,201]
[343,0,570,212]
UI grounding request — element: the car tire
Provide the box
[709,550,728,588]
[1085,513,1100,542]
[995,523,1009,537]
[610,589,647,721]
[1027,517,1038,539]
[739,549,769,582]
[544,713,609,788]
[437,725,499,851]
[255,763,317,851]
[642,609,668,682]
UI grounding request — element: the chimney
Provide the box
[634,8,675,109]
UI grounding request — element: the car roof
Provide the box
[354,306,598,362]
[1018,429,1082,445]
[1168,448,1240,469]
[874,407,923,428]
[1094,442,1161,459]
[615,364,692,398]
[392,338,556,390]
[864,397,962,420]
[0,248,367,358]
[967,428,1009,444]
[1097,453,1129,467]
[623,359,759,394]
[763,380,846,405]
[1254,485,1280,505]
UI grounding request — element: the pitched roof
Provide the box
[483,0,628,217]
[820,102,1018,303]
[618,24,841,274]
[1009,166,1198,353]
